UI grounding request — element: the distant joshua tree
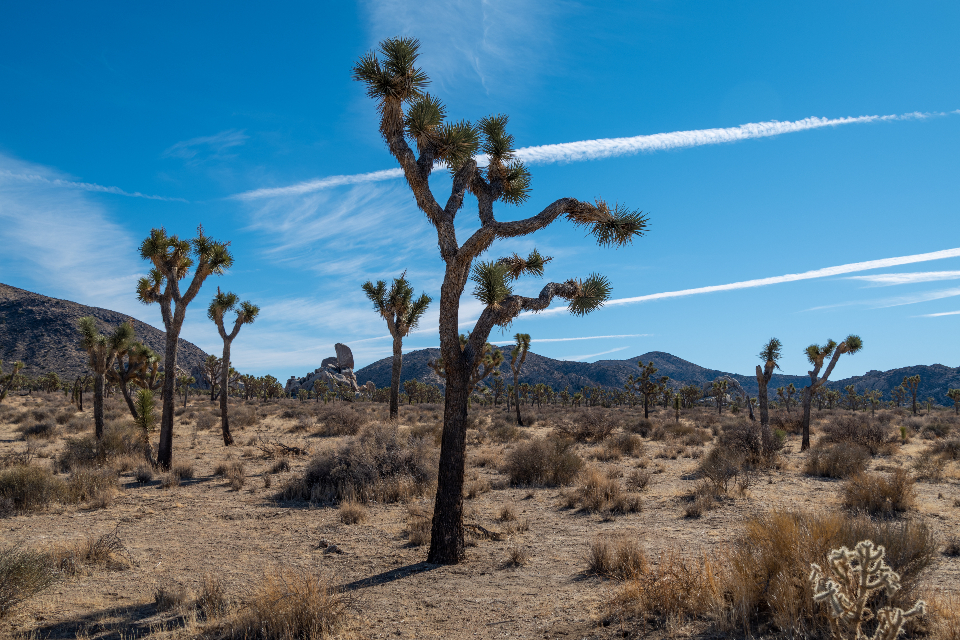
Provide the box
[354,37,646,564]
[137,225,233,470]
[509,333,531,425]
[776,382,797,414]
[755,338,781,428]
[634,361,666,419]
[0,361,24,404]
[78,317,134,440]
[948,388,960,415]
[800,335,863,450]
[362,274,432,420]
[903,374,921,415]
[111,341,164,424]
[208,289,259,445]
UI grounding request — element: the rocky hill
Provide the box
[0,283,209,382]
[355,347,960,405]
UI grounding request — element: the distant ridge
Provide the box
[0,283,209,382]
[355,347,960,404]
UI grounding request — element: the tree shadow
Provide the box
[336,561,438,592]
[29,602,191,640]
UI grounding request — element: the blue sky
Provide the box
[1,1,958,383]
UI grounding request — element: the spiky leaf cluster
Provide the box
[362,274,432,335]
[567,274,612,316]
[352,37,429,103]
[137,226,233,305]
[759,338,783,369]
[498,249,553,281]
[478,114,531,205]
[470,261,512,308]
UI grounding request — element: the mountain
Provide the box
[0,283,209,382]
[354,348,960,405]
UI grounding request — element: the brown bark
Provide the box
[219,340,233,446]
[390,334,402,420]
[93,374,105,441]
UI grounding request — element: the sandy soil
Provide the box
[1,394,958,639]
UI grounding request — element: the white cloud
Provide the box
[232,110,956,200]
[875,286,960,308]
[490,334,648,345]
[848,271,960,285]
[0,153,149,315]
[560,346,628,361]
[916,310,960,317]
[162,129,248,164]
[0,168,185,201]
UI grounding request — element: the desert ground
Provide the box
[1,392,959,639]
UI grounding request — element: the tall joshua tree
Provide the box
[509,333,531,426]
[903,374,921,415]
[755,338,781,428]
[800,335,863,451]
[361,274,432,419]
[353,37,646,564]
[208,290,259,445]
[137,226,233,469]
[78,317,134,440]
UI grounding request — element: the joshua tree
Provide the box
[0,361,24,404]
[362,274,432,419]
[176,374,195,409]
[491,372,505,406]
[776,383,797,414]
[509,333,531,425]
[208,290,259,446]
[948,388,960,415]
[718,375,754,421]
[865,389,883,417]
[110,341,164,423]
[755,338,781,428]
[635,362,666,419]
[137,225,233,469]
[711,379,728,415]
[78,317,134,440]
[902,374,920,415]
[800,335,863,451]
[354,37,646,563]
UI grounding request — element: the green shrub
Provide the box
[503,436,583,487]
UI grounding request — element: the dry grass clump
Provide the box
[315,404,367,437]
[566,467,642,515]
[625,417,655,437]
[843,469,915,516]
[911,450,946,482]
[231,405,259,429]
[626,468,652,491]
[720,510,937,636]
[172,462,195,480]
[928,437,960,460]
[154,580,189,611]
[502,436,583,487]
[196,574,230,621]
[196,411,217,431]
[488,418,526,443]
[409,421,442,446]
[55,527,131,574]
[338,499,367,524]
[134,464,154,485]
[554,409,618,442]
[17,419,57,440]
[57,422,148,472]
[610,551,721,624]
[0,463,66,514]
[927,591,960,640]
[804,442,871,478]
[279,423,437,504]
[586,536,647,579]
[603,432,645,459]
[504,545,530,567]
[269,457,291,474]
[0,545,60,617]
[209,569,347,640]
[406,506,432,546]
[65,466,119,508]
[820,412,894,454]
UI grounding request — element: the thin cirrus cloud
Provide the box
[0,168,185,202]
[848,271,960,285]
[161,129,249,163]
[489,334,649,346]
[560,346,629,361]
[916,310,960,317]
[232,110,956,201]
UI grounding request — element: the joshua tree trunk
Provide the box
[120,383,138,424]
[513,371,523,427]
[219,340,234,446]
[801,387,814,450]
[390,334,402,420]
[643,395,649,419]
[157,333,179,468]
[429,353,471,564]
[93,374,106,440]
[756,368,770,427]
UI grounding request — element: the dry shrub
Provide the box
[18,419,57,439]
[65,467,118,508]
[929,438,960,460]
[772,412,804,434]
[912,451,946,482]
[269,458,291,474]
[586,536,647,579]
[135,464,154,484]
[0,464,65,514]
[0,545,60,617]
[315,405,367,437]
[489,421,526,443]
[64,414,91,433]
[843,469,915,516]
[498,504,516,522]
[720,510,937,636]
[406,506,432,546]
[820,413,892,454]
[502,436,583,487]
[338,499,367,524]
[57,422,148,472]
[226,462,246,491]
[606,432,645,458]
[625,418,655,437]
[568,467,642,515]
[626,469,652,492]
[56,527,131,574]
[555,409,618,442]
[173,462,195,480]
[154,580,189,611]
[804,442,871,478]
[196,412,217,431]
[505,546,530,567]
[928,591,960,640]
[210,569,346,640]
[196,574,230,621]
[471,449,501,468]
[231,405,258,429]
[611,551,722,623]
[54,408,76,425]
[279,423,437,504]
[160,473,180,489]
[697,445,745,492]
[683,483,721,519]
[464,477,490,499]
[409,421,442,446]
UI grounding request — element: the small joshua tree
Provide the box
[756,338,782,428]
[800,335,863,451]
[354,37,646,563]
[111,341,164,423]
[948,388,960,415]
[137,225,233,469]
[634,361,666,419]
[902,375,921,416]
[810,539,925,640]
[78,317,134,440]
[509,333,531,425]
[0,360,24,404]
[208,290,259,445]
[361,274,432,420]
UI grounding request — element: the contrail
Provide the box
[490,333,648,345]
[233,110,956,200]
[0,170,187,202]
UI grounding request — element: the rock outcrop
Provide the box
[286,343,361,395]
